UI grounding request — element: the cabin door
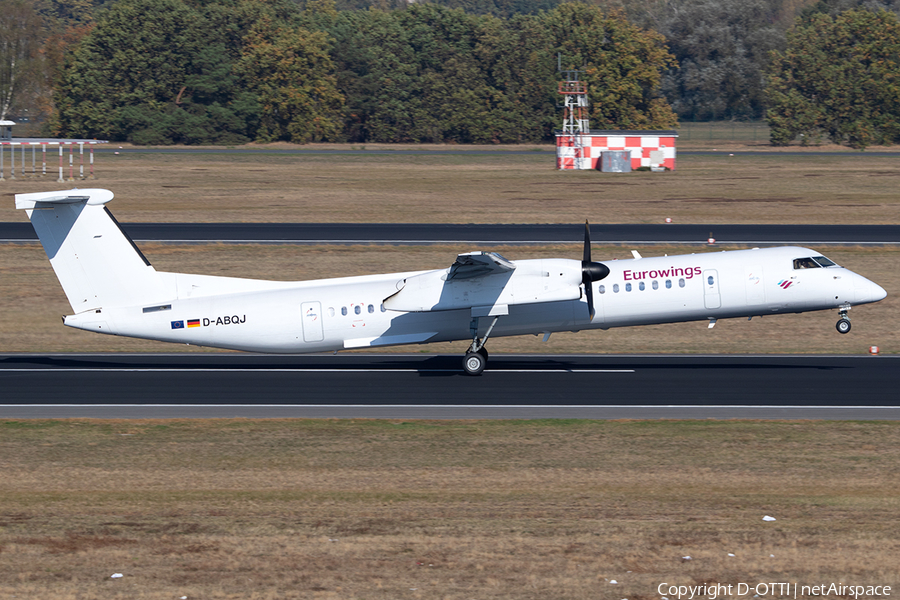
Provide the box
[703,270,721,309]
[300,301,324,342]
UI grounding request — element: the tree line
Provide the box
[2,0,899,147]
[48,0,679,145]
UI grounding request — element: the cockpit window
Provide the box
[793,257,819,269]
[794,256,839,269]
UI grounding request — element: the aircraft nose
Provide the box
[855,279,887,304]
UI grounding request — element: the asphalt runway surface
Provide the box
[3,222,900,245]
[1,353,897,419]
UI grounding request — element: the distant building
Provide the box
[0,120,14,141]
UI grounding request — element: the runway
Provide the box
[1,353,897,419]
[3,222,900,245]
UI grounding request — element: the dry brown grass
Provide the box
[1,419,898,599]
[1,243,896,354]
[3,145,897,354]
[3,147,898,600]
[2,146,900,224]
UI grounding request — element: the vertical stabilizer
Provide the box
[16,189,171,312]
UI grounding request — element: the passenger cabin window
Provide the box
[665,279,672,289]
[354,305,361,315]
[625,283,632,292]
[707,275,715,285]
[638,281,645,291]
[679,278,685,288]
[328,307,335,317]
[341,307,347,316]
[613,284,620,293]
[599,285,605,294]
[652,280,659,290]
[368,304,374,313]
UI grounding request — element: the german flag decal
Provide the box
[187,319,201,328]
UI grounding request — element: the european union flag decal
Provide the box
[171,320,185,329]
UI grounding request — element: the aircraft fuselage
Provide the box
[64,246,885,353]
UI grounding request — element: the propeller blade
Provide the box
[580,220,609,322]
[586,281,595,321]
[583,220,592,264]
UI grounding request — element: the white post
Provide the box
[0,144,4,180]
[79,142,84,179]
[10,143,15,179]
[57,145,64,182]
[89,145,95,179]
[68,145,74,181]
[21,144,25,177]
[42,143,46,176]
[31,144,36,177]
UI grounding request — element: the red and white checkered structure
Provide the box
[556,130,678,171]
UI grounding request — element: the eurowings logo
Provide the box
[777,279,793,289]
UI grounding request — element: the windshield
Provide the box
[793,256,839,269]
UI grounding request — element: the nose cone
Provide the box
[855,279,887,304]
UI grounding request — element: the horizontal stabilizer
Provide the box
[16,189,114,211]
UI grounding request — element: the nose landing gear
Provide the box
[836,304,851,334]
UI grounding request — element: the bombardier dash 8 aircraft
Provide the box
[17,189,887,375]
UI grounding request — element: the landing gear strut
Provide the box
[463,316,498,375]
[836,305,851,334]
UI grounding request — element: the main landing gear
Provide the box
[463,316,498,375]
[836,305,851,334]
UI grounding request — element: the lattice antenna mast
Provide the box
[558,55,589,169]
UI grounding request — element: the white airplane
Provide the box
[17,189,887,375]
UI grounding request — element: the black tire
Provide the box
[477,346,489,361]
[463,351,486,375]
[836,318,851,334]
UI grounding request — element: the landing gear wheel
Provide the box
[477,346,488,361]
[463,351,486,376]
[836,318,851,334]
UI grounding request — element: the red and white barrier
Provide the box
[0,140,105,181]
[556,130,678,171]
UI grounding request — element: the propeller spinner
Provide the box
[581,221,610,320]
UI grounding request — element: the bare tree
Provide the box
[0,0,45,121]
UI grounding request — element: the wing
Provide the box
[383,253,581,313]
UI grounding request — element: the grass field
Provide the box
[2,144,900,225]
[1,146,898,599]
[1,419,899,599]
[677,121,772,145]
[2,146,897,354]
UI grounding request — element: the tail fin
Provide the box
[16,189,171,312]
